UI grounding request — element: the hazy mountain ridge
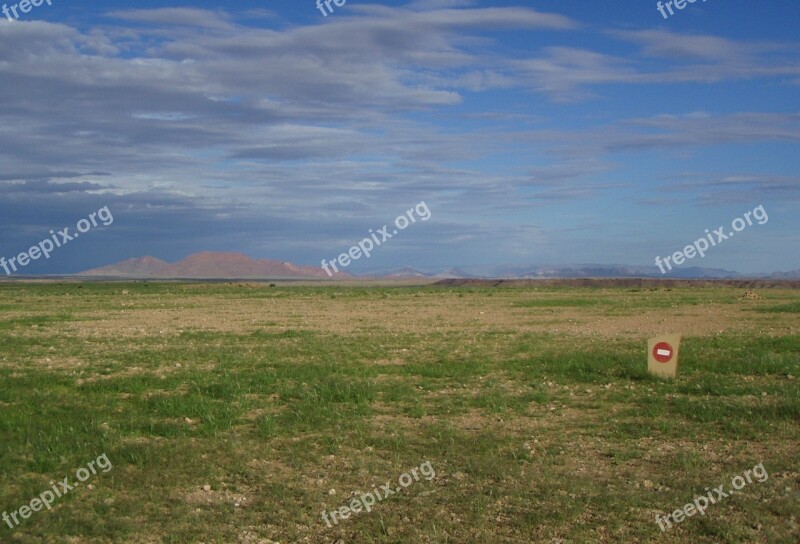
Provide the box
[377,264,749,279]
[77,252,799,279]
[79,252,350,279]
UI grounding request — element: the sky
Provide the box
[0,0,798,276]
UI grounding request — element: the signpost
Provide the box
[647,334,682,379]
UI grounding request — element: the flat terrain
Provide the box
[0,282,798,543]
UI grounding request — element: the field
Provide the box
[0,282,798,543]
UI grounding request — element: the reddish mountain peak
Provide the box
[131,256,169,266]
[79,251,352,279]
[177,252,255,265]
[79,251,352,280]
[78,255,170,277]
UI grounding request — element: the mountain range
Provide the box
[78,252,350,279]
[76,252,800,280]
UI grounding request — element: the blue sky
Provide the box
[1,0,798,275]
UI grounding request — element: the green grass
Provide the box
[0,282,797,543]
[752,301,800,313]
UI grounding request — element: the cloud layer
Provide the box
[0,1,798,274]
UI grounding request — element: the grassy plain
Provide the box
[0,282,798,543]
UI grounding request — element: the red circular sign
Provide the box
[653,342,673,363]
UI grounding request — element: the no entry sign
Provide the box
[653,342,674,363]
[647,334,682,378]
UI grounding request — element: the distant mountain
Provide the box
[81,256,171,277]
[663,266,740,279]
[446,267,478,279]
[79,252,350,279]
[77,253,794,280]
[375,264,743,279]
[374,266,476,279]
[769,269,800,279]
[383,266,432,279]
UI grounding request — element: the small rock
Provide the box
[328,488,336,495]
[202,484,211,492]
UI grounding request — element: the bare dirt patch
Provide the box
[49,289,799,342]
